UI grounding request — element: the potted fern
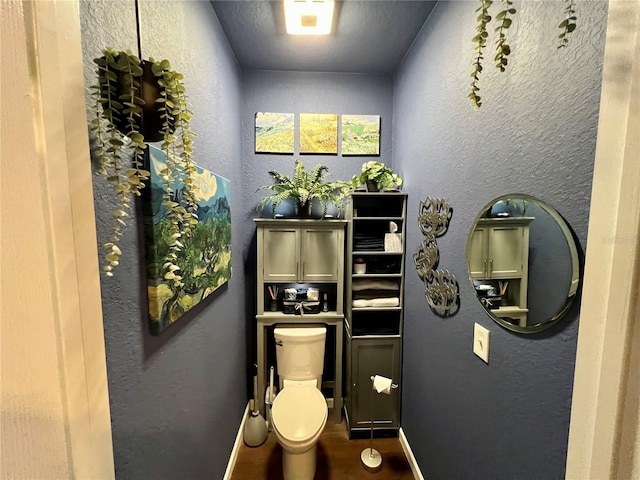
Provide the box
[257,160,350,218]
[90,47,197,286]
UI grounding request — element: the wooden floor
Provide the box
[231,410,415,479]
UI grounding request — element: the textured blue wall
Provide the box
[80,1,245,478]
[393,1,608,478]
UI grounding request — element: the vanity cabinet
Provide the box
[343,192,407,437]
[254,219,346,424]
[469,217,532,326]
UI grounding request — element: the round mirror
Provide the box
[466,194,580,333]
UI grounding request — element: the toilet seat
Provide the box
[272,385,327,442]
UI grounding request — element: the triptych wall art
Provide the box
[254,112,380,156]
[143,146,232,335]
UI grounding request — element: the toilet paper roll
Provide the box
[372,375,393,395]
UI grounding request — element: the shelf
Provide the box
[353,216,404,221]
[491,306,529,316]
[257,310,342,319]
[352,306,402,312]
[352,251,403,256]
[352,273,402,278]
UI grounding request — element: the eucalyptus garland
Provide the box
[468,0,578,109]
[494,0,516,72]
[91,48,150,276]
[90,48,197,285]
[558,0,577,49]
[152,59,199,289]
[468,0,493,110]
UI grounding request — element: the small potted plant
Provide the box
[257,160,350,218]
[351,161,402,192]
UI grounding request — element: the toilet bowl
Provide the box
[271,379,328,480]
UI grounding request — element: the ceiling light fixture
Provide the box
[284,0,335,35]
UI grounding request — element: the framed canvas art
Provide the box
[300,113,338,154]
[341,114,381,156]
[143,146,232,335]
[255,112,294,154]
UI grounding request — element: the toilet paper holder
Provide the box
[361,375,398,471]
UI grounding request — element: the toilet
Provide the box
[271,326,328,480]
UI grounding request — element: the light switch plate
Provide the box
[473,323,490,363]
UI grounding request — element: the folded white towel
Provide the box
[352,297,400,308]
[352,279,399,291]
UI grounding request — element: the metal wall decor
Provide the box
[413,236,439,281]
[425,270,459,315]
[415,196,459,316]
[418,196,453,237]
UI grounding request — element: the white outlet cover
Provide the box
[473,323,490,363]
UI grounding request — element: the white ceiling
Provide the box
[210,1,437,75]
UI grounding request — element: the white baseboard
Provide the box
[223,401,250,480]
[399,427,424,480]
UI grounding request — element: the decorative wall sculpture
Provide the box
[414,196,459,316]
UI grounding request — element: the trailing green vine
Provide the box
[91,48,150,276]
[468,0,493,110]
[90,48,198,283]
[468,0,578,109]
[494,0,516,72]
[152,59,199,289]
[558,0,577,49]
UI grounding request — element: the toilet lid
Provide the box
[272,386,327,441]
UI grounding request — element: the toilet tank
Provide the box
[274,326,326,386]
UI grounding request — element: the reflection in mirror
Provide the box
[466,194,580,334]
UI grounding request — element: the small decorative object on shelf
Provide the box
[350,161,402,192]
[268,285,279,311]
[354,257,366,274]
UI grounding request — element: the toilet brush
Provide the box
[243,365,267,447]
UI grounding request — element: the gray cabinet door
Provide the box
[487,225,525,278]
[350,337,401,429]
[301,227,340,281]
[262,227,299,281]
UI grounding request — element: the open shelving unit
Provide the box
[343,192,408,438]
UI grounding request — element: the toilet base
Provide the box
[282,444,317,480]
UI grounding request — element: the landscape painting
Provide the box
[143,146,232,335]
[255,112,294,153]
[341,114,381,156]
[300,113,338,154]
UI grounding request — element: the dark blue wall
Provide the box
[393,1,608,478]
[80,1,246,478]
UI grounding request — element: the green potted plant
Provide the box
[351,161,403,192]
[257,160,350,218]
[90,47,197,286]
